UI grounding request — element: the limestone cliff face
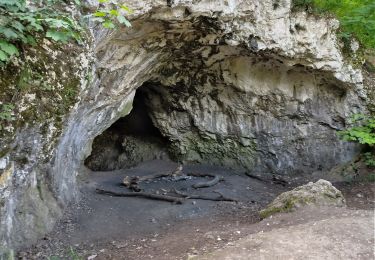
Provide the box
[0,0,372,251]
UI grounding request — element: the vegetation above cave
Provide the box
[292,0,375,51]
[0,0,132,65]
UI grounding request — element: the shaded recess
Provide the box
[85,83,170,171]
[84,16,360,175]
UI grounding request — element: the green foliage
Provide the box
[363,152,375,168]
[0,103,14,130]
[0,0,83,64]
[339,114,375,168]
[365,173,375,182]
[339,114,375,146]
[292,0,375,51]
[0,0,132,65]
[90,0,133,29]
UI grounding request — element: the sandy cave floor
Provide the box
[19,160,375,260]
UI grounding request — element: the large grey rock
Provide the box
[259,179,346,218]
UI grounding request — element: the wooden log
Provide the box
[96,188,184,204]
[173,189,237,202]
[192,175,223,189]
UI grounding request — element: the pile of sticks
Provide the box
[96,165,237,204]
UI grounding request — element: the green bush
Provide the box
[339,114,375,168]
[0,0,132,65]
[339,114,375,145]
[0,0,83,64]
[91,0,132,29]
[292,0,375,51]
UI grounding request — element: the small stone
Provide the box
[87,254,97,260]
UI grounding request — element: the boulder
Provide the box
[260,179,346,219]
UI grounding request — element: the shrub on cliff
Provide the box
[0,0,83,64]
[0,0,132,65]
[292,0,375,51]
[338,114,375,168]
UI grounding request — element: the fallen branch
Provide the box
[245,172,266,182]
[173,189,237,202]
[96,188,184,204]
[192,175,223,189]
[187,173,223,189]
[122,165,183,191]
[271,175,289,186]
[245,172,289,186]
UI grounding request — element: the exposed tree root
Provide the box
[173,189,237,202]
[96,188,184,204]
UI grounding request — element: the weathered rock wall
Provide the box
[0,39,90,252]
[143,54,362,174]
[0,0,372,252]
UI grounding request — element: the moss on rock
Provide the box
[169,132,256,170]
[0,38,89,157]
[259,179,346,219]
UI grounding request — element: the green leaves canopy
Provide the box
[0,0,83,64]
[0,0,132,65]
[292,0,375,50]
[339,115,375,146]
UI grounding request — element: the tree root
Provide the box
[96,188,184,204]
[173,189,237,202]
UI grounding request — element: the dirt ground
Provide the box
[19,160,374,260]
[195,207,374,260]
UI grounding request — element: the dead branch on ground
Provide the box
[122,165,183,191]
[173,189,237,202]
[186,173,223,189]
[245,172,289,186]
[122,168,224,191]
[96,188,184,204]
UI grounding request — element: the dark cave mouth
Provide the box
[83,54,357,176]
[85,83,171,172]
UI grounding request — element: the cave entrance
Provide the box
[85,83,170,171]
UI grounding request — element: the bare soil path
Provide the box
[19,160,374,260]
